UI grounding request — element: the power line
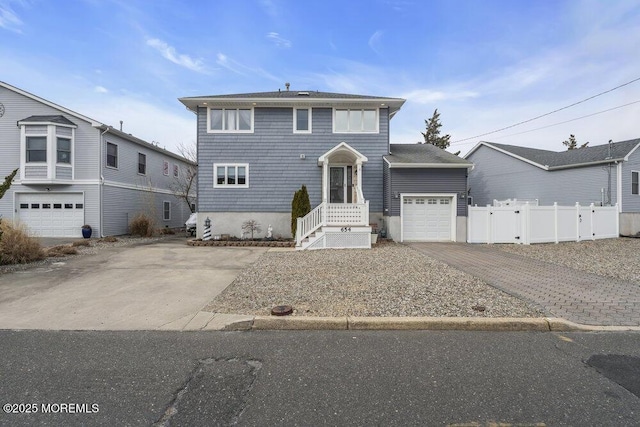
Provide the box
[451,76,640,143]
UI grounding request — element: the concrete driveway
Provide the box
[0,238,267,330]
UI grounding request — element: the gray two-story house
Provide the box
[179,88,472,249]
[0,81,195,237]
[465,139,640,236]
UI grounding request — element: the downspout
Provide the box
[99,126,110,237]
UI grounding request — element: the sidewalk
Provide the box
[408,242,640,327]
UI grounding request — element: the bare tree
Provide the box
[170,142,197,213]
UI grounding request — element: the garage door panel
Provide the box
[16,193,84,238]
[403,196,453,242]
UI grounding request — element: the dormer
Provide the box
[18,115,76,183]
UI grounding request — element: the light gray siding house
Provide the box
[465,139,640,236]
[0,81,195,237]
[180,88,471,248]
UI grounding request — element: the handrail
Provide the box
[296,202,325,246]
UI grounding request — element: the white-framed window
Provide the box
[138,153,147,175]
[56,137,71,164]
[213,163,249,188]
[294,108,311,133]
[163,201,171,221]
[333,108,378,133]
[633,171,639,195]
[163,160,169,176]
[106,142,118,168]
[26,136,47,162]
[173,164,179,178]
[207,107,253,133]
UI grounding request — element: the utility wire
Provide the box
[451,76,640,143]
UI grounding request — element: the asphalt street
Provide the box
[0,330,639,426]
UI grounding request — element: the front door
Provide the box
[329,166,353,203]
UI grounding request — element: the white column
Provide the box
[356,161,363,202]
[322,160,328,203]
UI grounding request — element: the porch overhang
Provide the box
[317,142,368,166]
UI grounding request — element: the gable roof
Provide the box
[465,139,640,170]
[384,143,473,168]
[179,90,406,117]
[19,115,77,127]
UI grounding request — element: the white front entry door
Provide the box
[16,193,85,237]
[402,196,453,241]
[329,166,353,203]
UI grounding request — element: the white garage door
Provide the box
[16,193,84,237]
[402,196,453,241]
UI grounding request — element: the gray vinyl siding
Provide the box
[197,107,388,213]
[389,168,468,216]
[56,166,72,180]
[621,147,640,212]
[467,146,619,207]
[102,185,190,235]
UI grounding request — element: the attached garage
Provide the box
[15,193,85,237]
[401,195,456,241]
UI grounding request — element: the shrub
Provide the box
[291,185,311,237]
[72,240,91,247]
[0,221,45,265]
[46,245,78,257]
[129,213,155,237]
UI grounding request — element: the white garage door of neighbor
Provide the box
[16,193,85,237]
[403,196,453,241]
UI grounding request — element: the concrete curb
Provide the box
[213,315,640,332]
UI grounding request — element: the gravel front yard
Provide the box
[205,242,542,317]
[498,237,640,284]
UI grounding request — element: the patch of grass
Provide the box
[0,221,46,265]
[46,245,78,257]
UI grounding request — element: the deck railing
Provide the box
[296,201,369,246]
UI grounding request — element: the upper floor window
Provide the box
[633,171,639,195]
[294,108,311,133]
[56,138,71,164]
[106,142,118,168]
[26,136,47,162]
[214,163,249,188]
[163,160,169,176]
[138,153,147,175]
[334,109,378,133]
[208,108,253,133]
[173,164,179,178]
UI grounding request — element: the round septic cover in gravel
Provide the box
[271,305,293,316]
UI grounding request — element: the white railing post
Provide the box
[576,202,581,242]
[296,217,302,245]
[589,203,595,240]
[487,205,493,244]
[554,202,559,244]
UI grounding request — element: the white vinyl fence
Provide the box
[468,202,619,244]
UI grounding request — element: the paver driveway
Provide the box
[0,238,267,330]
[409,242,640,326]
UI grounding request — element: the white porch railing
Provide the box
[296,201,369,246]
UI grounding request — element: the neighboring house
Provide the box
[0,81,195,237]
[179,88,472,248]
[464,139,640,236]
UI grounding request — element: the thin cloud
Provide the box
[402,89,479,104]
[216,53,280,82]
[267,32,292,48]
[95,86,108,93]
[146,38,205,73]
[368,30,383,55]
[0,1,23,33]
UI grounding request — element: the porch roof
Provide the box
[384,144,472,168]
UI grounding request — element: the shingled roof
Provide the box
[384,143,472,168]
[18,115,77,126]
[467,139,640,170]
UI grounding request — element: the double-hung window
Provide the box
[163,201,171,221]
[173,164,179,178]
[214,163,248,188]
[633,171,639,195]
[106,142,118,168]
[334,109,378,133]
[294,108,311,133]
[26,136,47,162]
[138,153,147,175]
[56,138,71,164]
[208,108,253,132]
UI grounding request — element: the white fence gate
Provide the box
[468,202,619,244]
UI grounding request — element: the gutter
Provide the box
[546,158,625,171]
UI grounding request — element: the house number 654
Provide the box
[341,227,351,232]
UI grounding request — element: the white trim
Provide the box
[206,107,254,133]
[617,163,623,212]
[400,193,457,243]
[102,180,177,195]
[631,170,640,197]
[293,107,312,133]
[137,152,147,176]
[213,163,250,188]
[385,161,472,169]
[163,200,171,221]
[317,141,368,165]
[465,142,550,170]
[332,108,379,134]
[17,120,77,129]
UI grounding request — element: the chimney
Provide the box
[285,82,290,91]
[119,120,123,131]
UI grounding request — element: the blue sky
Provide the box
[2,0,639,155]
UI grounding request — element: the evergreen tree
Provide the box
[421,109,451,149]
[291,185,311,237]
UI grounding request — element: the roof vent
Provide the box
[297,91,310,96]
[285,82,290,91]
